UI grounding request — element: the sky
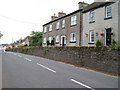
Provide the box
[0,0,94,44]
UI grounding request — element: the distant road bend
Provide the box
[1,51,118,89]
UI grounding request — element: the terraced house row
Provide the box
[42,0,120,47]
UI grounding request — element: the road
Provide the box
[1,51,119,89]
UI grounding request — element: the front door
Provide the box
[62,37,65,46]
[106,28,111,46]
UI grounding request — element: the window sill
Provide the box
[70,24,77,27]
[44,32,47,34]
[70,41,76,43]
[104,17,112,20]
[88,43,94,44]
[43,43,46,45]
[89,21,95,23]
[56,29,59,30]
[62,27,65,29]
[55,42,59,44]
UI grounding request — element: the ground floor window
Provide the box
[55,35,59,43]
[43,37,46,44]
[70,33,76,43]
[89,30,94,44]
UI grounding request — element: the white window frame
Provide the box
[49,24,52,31]
[55,35,59,43]
[62,19,65,28]
[56,22,59,30]
[89,30,94,43]
[89,10,95,22]
[70,33,76,42]
[105,5,112,18]
[44,27,47,33]
[43,37,46,44]
[71,15,77,26]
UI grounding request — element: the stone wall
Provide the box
[8,46,119,76]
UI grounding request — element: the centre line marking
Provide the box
[37,63,56,73]
[18,55,22,57]
[71,79,95,90]
[25,58,32,62]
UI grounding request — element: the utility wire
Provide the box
[0,14,41,24]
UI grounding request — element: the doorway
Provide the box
[106,28,111,46]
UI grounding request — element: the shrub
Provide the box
[47,40,50,46]
[111,39,120,50]
[51,40,55,46]
[19,44,25,47]
[95,40,102,47]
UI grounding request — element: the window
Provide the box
[48,36,52,43]
[49,24,52,31]
[89,10,95,22]
[43,37,46,44]
[56,22,59,30]
[55,35,59,43]
[71,15,77,26]
[44,27,47,33]
[105,5,112,18]
[62,19,65,28]
[89,30,94,44]
[70,33,76,42]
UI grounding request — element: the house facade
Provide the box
[42,0,120,47]
[82,1,120,46]
[42,2,88,47]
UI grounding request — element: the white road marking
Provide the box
[25,58,32,62]
[18,55,22,57]
[71,79,95,90]
[37,63,56,73]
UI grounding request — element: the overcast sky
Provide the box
[0,0,94,44]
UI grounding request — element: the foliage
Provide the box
[30,31,42,46]
[19,44,25,47]
[51,39,55,46]
[111,38,120,50]
[47,40,50,46]
[95,40,102,47]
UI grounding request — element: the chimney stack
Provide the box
[51,13,58,21]
[58,12,66,18]
[78,2,89,9]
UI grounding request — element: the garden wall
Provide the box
[8,46,120,76]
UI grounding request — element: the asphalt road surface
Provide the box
[1,51,119,89]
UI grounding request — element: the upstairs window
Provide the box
[56,22,59,30]
[62,19,65,28]
[44,27,47,33]
[89,30,94,44]
[71,15,77,26]
[49,24,52,31]
[70,33,76,43]
[105,5,112,18]
[89,10,95,23]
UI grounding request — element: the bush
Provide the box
[51,40,55,46]
[95,40,102,47]
[47,40,50,46]
[19,44,25,47]
[111,39,120,50]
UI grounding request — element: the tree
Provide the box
[30,31,42,46]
